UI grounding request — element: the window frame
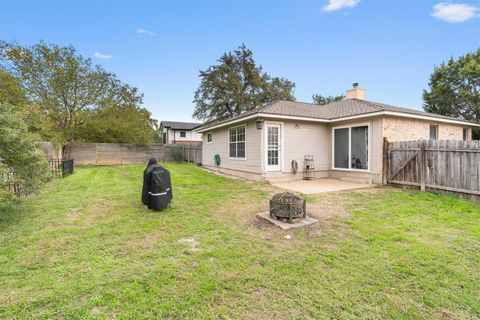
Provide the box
[463,128,468,141]
[206,132,213,144]
[179,131,187,138]
[331,123,370,172]
[228,124,247,160]
[429,125,438,140]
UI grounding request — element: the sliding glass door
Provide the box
[333,125,369,170]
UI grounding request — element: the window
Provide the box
[334,128,349,169]
[207,132,213,143]
[463,128,468,141]
[351,126,368,169]
[229,126,246,159]
[429,125,438,140]
[179,131,186,138]
[162,132,167,144]
[333,125,369,170]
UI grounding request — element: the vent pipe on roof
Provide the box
[346,83,366,100]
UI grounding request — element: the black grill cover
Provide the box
[142,162,172,211]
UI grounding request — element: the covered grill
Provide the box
[269,192,306,223]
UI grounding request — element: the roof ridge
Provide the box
[354,99,385,111]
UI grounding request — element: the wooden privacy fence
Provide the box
[64,143,180,165]
[385,139,480,200]
[183,144,202,165]
[64,143,202,165]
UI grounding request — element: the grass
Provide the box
[0,164,479,319]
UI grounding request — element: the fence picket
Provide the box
[387,139,480,201]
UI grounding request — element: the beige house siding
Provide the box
[382,116,470,141]
[267,119,329,179]
[202,120,263,175]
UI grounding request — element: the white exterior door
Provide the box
[265,124,281,171]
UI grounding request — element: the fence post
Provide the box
[382,138,388,185]
[419,139,426,192]
[95,144,99,165]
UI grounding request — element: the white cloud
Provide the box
[431,3,479,23]
[93,52,112,59]
[322,0,360,12]
[136,28,155,36]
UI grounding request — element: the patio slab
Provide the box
[257,211,319,230]
[272,178,375,195]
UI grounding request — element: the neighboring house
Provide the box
[160,121,202,145]
[198,84,480,184]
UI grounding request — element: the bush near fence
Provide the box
[1,159,74,197]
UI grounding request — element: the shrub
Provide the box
[0,104,49,202]
[170,146,183,163]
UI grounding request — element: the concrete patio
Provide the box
[272,178,375,194]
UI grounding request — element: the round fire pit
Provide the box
[269,192,306,223]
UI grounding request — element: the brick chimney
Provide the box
[346,83,366,100]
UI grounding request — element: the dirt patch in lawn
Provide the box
[178,237,200,252]
[125,230,163,250]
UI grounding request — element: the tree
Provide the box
[423,49,480,130]
[0,104,49,202]
[0,69,28,106]
[0,41,147,145]
[312,94,345,105]
[77,104,158,145]
[193,44,295,121]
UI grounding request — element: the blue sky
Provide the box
[1,0,479,122]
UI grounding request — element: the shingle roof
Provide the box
[161,121,201,130]
[198,99,478,131]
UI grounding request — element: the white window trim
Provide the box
[179,131,187,138]
[264,121,284,172]
[206,132,213,144]
[331,123,371,172]
[228,124,247,160]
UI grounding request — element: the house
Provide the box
[160,121,202,145]
[197,84,480,184]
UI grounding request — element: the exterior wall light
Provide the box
[256,118,264,129]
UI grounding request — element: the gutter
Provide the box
[197,111,480,132]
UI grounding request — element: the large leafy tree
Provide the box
[312,94,345,105]
[0,41,154,145]
[78,104,158,145]
[423,49,480,125]
[0,69,28,106]
[193,44,295,121]
[0,104,49,202]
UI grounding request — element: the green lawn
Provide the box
[1,164,479,319]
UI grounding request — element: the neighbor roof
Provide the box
[198,99,480,132]
[161,121,201,131]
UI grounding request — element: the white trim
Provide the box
[378,111,479,127]
[264,122,284,172]
[206,132,213,144]
[228,124,247,161]
[197,110,480,132]
[332,123,371,172]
